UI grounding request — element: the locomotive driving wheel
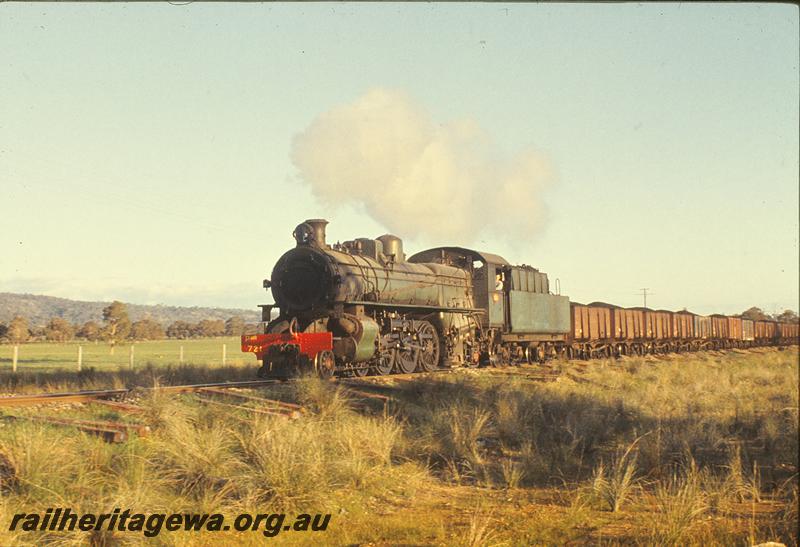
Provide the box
[372,353,393,376]
[416,321,440,372]
[394,331,418,374]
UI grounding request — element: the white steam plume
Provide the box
[291,88,554,243]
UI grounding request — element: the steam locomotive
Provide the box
[241,219,798,377]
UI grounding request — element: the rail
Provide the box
[0,379,284,408]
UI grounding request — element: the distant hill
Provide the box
[0,293,261,326]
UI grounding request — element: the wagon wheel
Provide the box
[416,322,441,372]
[526,344,544,364]
[514,345,526,365]
[496,345,511,367]
[371,352,393,376]
[315,350,336,379]
[350,363,369,377]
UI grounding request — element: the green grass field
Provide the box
[0,337,257,373]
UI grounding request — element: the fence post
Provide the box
[222,343,227,365]
[12,345,18,373]
[129,345,135,370]
[77,345,83,372]
[179,345,184,364]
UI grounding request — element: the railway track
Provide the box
[0,364,563,442]
[337,369,563,390]
[335,364,564,401]
[0,369,458,410]
[0,379,283,408]
[0,370,457,408]
[0,379,300,443]
[337,368,454,384]
[0,356,587,410]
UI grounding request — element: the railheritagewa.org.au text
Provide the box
[9,508,331,538]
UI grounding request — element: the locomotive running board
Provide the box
[344,301,485,314]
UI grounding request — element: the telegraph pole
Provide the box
[639,288,650,309]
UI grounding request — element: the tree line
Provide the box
[740,307,799,323]
[0,302,796,345]
[0,301,257,344]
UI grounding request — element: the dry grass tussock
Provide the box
[388,348,798,544]
[0,379,426,546]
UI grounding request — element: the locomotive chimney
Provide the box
[304,218,329,248]
[293,218,329,248]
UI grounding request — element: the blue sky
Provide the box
[1,3,797,315]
